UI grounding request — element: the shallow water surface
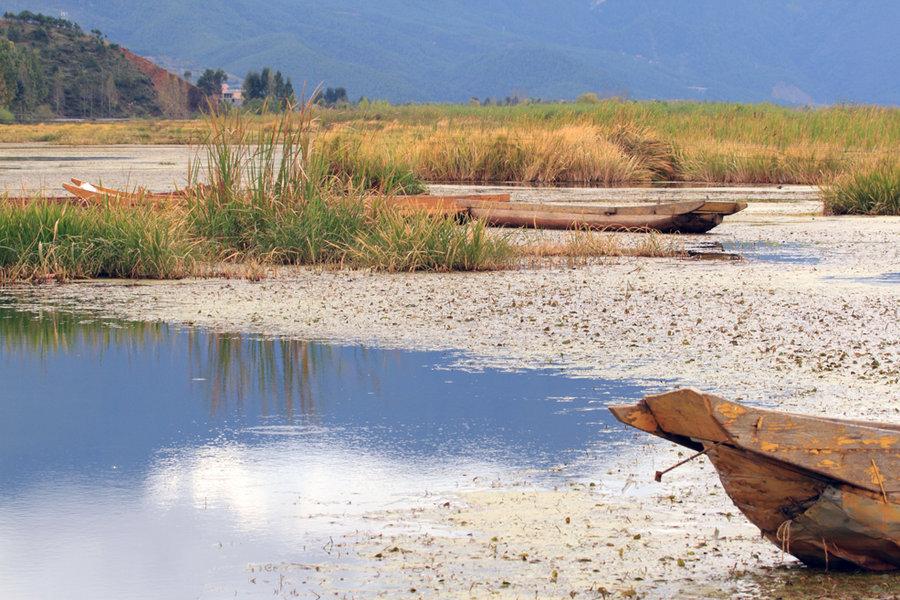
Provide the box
[722,240,821,264]
[0,303,647,599]
[824,271,900,286]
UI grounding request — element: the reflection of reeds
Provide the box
[0,304,395,420]
[0,306,170,357]
[187,331,329,418]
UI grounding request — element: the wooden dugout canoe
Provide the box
[610,389,899,571]
[462,199,745,233]
[55,180,745,233]
[62,179,185,203]
[384,195,746,233]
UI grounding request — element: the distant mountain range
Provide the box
[5,1,899,105]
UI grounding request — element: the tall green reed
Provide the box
[185,100,506,270]
[0,199,193,281]
[822,160,900,216]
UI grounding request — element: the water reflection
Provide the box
[0,303,646,599]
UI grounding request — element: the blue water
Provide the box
[825,272,900,286]
[0,304,649,599]
[722,241,821,265]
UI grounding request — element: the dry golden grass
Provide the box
[391,125,647,185]
[0,120,211,144]
[318,119,893,186]
[517,229,685,267]
[5,101,896,186]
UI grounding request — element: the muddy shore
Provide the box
[2,185,899,597]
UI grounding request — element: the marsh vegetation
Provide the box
[0,103,514,280]
[2,100,896,186]
[822,160,900,216]
[2,100,896,281]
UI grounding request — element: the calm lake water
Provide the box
[0,301,651,599]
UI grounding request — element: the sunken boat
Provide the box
[610,388,899,571]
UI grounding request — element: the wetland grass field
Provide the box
[3,101,898,186]
[1,100,898,281]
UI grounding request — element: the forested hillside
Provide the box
[0,11,199,121]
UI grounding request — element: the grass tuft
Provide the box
[350,205,512,271]
[0,199,194,281]
[520,229,684,264]
[822,161,900,216]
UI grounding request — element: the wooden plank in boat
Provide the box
[62,182,103,201]
[70,179,180,200]
[643,389,732,443]
[396,193,510,204]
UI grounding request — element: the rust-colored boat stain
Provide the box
[760,441,780,452]
[836,435,897,449]
[715,402,747,423]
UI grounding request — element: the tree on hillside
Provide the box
[196,68,226,99]
[3,11,80,32]
[50,71,64,113]
[101,72,118,114]
[0,39,46,116]
[157,76,191,118]
[242,67,295,108]
[315,87,348,107]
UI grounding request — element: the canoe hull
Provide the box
[609,389,899,571]
[469,207,724,233]
[463,199,739,234]
[708,443,900,571]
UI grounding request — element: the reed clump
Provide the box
[676,143,847,185]
[184,102,509,271]
[350,204,512,271]
[320,101,897,185]
[0,199,194,281]
[388,125,652,185]
[822,161,900,216]
[0,102,508,281]
[316,135,425,194]
[609,124,680,181]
